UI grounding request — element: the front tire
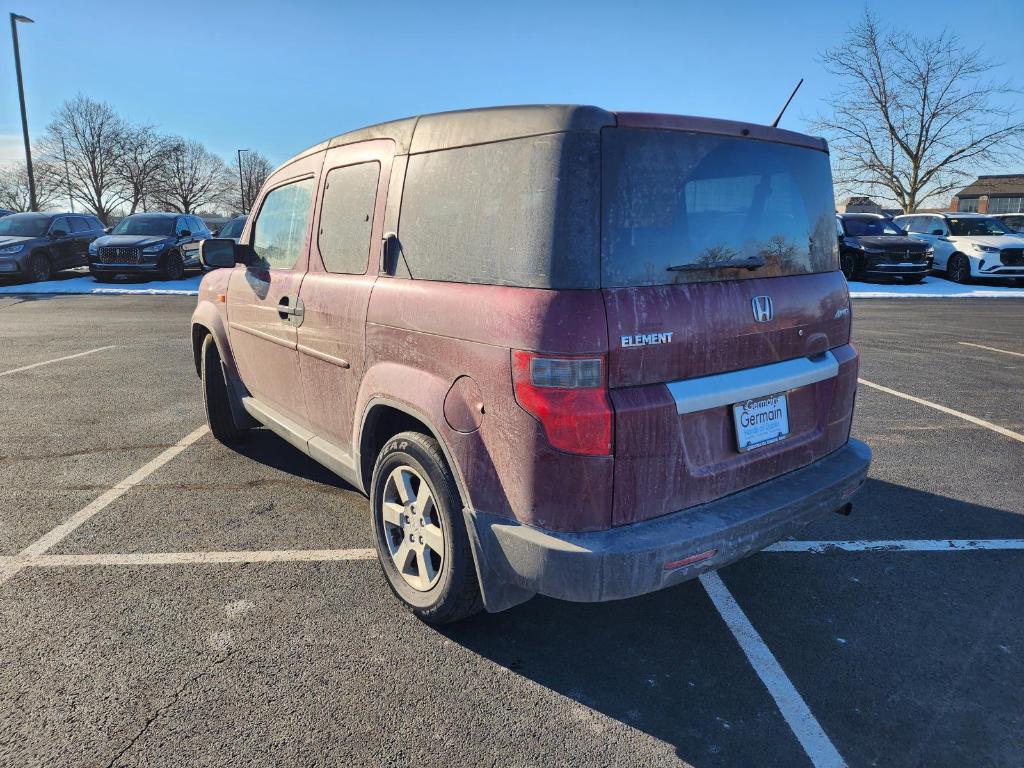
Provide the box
[948,254,972,284]
[28,253,52,283]
[201,335,248,443]
[370,431,482,624]
[160,251,185,281]
[840,251,860,281]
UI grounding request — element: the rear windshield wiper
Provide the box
[667,257,766,272]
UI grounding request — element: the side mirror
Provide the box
[104,227,112,234]
[179,229,192,238]
[49,229,67,239]
[211,229,220,237]
[199,238,241,269]
[931,229,944,236]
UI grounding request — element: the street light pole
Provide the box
[10,13,36,212]
[237,148,249,214]
[60,136,74,212]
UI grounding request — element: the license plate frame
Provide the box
[732,393,790,452]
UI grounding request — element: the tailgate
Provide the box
[604,271,858,526]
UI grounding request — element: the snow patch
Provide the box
[849,276,1024,298]
[0,271,200,296]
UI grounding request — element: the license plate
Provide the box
[733,393,790,452]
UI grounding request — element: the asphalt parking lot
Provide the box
[1,294,1022,767]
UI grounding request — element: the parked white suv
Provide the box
[894,212,1024,284]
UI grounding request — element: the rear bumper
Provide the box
[466,439,871,610]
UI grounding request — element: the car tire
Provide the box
[160,251,185,281]
[28,253,52,283]
[370,431,483,624]
[948,254,971,284]
[839,251,860,281]
[201,335,248,443]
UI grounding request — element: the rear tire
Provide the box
[201,335,247,443]
[370,431,483,624]
[948,254,972,284]
[28,253,52,283]
[161,251,185,281]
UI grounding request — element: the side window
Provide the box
[318,162,380,275]
[70,217,89,233]
[49,216,70,235]
[88,216,104,231]
[252,177,316,270]
[929,217,946,235]
[175,217,190,236]
[192,216,209,235]
[835,217,844,237]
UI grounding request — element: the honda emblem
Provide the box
[751,296,774,323]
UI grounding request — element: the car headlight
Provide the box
[88,241,98,254]
[846,240,864,250]
[972,243,999,253]
[142,242,167,253]
[0,244,25,255]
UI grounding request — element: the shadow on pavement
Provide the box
[438,479,1024,767]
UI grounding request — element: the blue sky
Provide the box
[1,0,1022,168]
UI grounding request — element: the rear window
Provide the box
[601,129,838,287]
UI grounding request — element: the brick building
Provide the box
[950,174,1024,214]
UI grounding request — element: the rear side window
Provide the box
[87,216,104,231]
[601,128,838,286]
[318,162,380,274]
[252,178,315,269]
[397,133,600,288]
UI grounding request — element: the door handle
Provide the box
[277,296,304,321]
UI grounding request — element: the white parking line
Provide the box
[0,345,115,377]
[858,378,1024,444]
[0,425,209,587]
[700,572,845,767]
[23,548,377,568]
[765,539,1024,553]
[958,342,1024,359]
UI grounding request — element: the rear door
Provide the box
[226,152,322,427]
[600,122,858,525]
[296,139,393,457]
[69,217,93,266]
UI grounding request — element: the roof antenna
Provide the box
[771,78,803,128]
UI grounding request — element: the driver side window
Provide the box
[252,178,316,270]
[49,217,69,236]
[175,217,190,237]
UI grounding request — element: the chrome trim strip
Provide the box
[228,321,295,349]
[666,352,839,414]
[297,343,350,369]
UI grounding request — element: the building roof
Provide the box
[956,174,1024,198]
[279,104,828,170]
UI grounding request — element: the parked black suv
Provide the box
[0,212,105,282]
[88,212,210,281]
[836,213,933,283]
[214,214,246,241]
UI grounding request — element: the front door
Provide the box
[47,216,75,269]
[296,140,394,457]
[226,154,322,427]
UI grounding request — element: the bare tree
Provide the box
[37,95,128,223]
[230,150,274,214]
[154,139,233,214]
[815,11,1024,212]
[0,160,63,211]
[115,125,176,214]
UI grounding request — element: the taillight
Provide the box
[512,350,613,456]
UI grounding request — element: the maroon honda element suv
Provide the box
[192,105,871,623]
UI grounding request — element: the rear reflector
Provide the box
[512,350,613,456]
[663,549,717,570]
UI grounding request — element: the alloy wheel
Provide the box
[380,465,445,592]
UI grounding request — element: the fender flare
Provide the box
[190,299,239,380]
